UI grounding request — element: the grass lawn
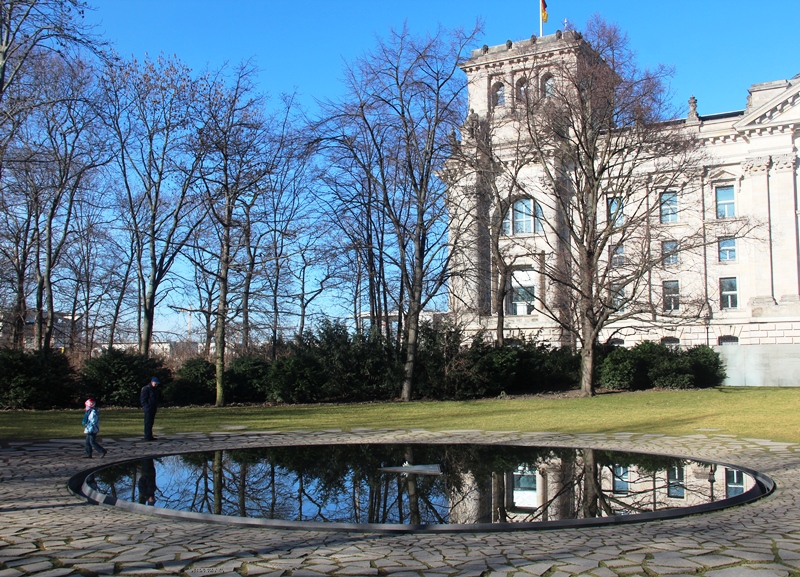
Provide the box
[2,387,798,444]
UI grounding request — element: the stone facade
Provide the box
[447,32,800,385]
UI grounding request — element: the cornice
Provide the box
[697,120,798,144]
[698,130,743,145]
[460,32,584,74]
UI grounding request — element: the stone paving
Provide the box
[2,428,800,576]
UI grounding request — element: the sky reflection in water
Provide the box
[88,444,759,526]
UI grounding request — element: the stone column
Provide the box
[447,177,485,321]
[742,156,776,306]
[770,153,800,303]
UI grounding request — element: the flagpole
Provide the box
[539,0,543,37]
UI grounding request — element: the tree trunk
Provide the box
[400,306,419,401]
[140,278,156,356]
[400,252,425,401]
[581,448,600,517]
[214,221,230,407]
[579,331,596,397]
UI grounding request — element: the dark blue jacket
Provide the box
[140,384,159,412]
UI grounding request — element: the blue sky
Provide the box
[85,0,800,118]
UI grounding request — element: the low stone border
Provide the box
[69,440,775,534]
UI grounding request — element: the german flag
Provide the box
[541,0,548,23]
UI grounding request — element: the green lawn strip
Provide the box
[2,387,799,444]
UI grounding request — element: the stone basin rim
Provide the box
[67,439,776,534]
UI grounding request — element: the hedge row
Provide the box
[0,323,726,409]
[597,341,726,391]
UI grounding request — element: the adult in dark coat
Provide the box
[140,376,160,441]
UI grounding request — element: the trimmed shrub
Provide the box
[0,349,78,409]
[514,341,580,394]
[415,321,483,400]
[164,357,216,405]
[267,321,400,403]
[598,343,656,391]
[268,349,325,404]
[416,328,580,400]
[225,355,271,403]
[598,341,725,391]
[684,345,726,388]
[81,349,170,407]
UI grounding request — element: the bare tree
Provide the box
[290,232,339,338]
[257,105,307,358]
[316,24,481,400]
[240,93,312,358]
[0,155,36,348]
[180,224,219,359]
[0,0,103,103]
[61,195,123,359]
[27,55,107,352]
[193,62,272,406]
[102,54,204,356]
[314,127,398,342]
[0,52,107,352]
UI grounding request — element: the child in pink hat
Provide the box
[82,399,107,458]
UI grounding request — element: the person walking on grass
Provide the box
[140,376,160,441]
[82,399,107,458]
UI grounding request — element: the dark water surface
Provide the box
[84,443,772,530]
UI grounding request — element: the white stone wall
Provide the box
[447,33,800,386]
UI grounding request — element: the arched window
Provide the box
[491,82,505,108]
[541,73,555,98]
[718,335,739,345]
[515,76,528,105]
[501,198,543,235]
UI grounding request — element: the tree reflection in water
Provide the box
[89,444,758,526]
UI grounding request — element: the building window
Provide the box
[719,277,738,309]
[610,243,625,267]
[718,335,739,345]
[508,269,536,316]
[515,76,528,105]
[612,465,629,494]
[607,197,624,227]
[663,280,680,312]
[542,73,555,98]
[502,198,542,235]
[716,185,735,219]
[725,468,745,497]
[719,237,736,262]
[667,466,685,498]
[511,466,538,508]
[660,191,678,223]
[610,283,626,312]
[661,240,678,266]
[608,338,625,347]
[491,82,505,108]
[661,336,680,349]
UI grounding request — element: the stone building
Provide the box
[446,31,800,386]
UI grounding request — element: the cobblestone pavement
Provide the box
[2,428,800,577]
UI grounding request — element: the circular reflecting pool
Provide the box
[76,444,774,532]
